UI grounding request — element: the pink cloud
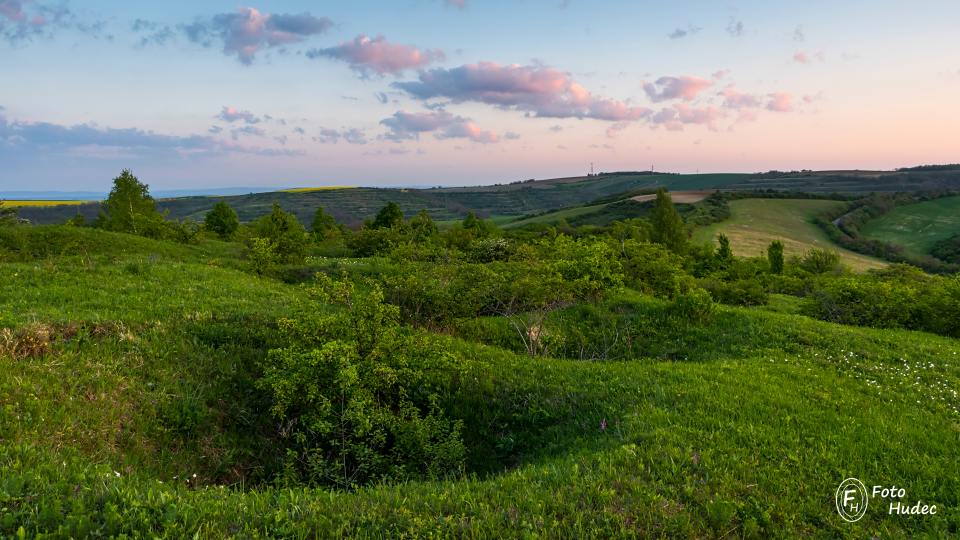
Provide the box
[307,35,444,76]
[605,121,630,139]
[217,106,261,124]
[394,62,649,121]
[185,8,333,64]
[0,0,24,21]
[643,76,712,102]
[720,87,761,109]
[650,104,725,130]
[766,92,793,112]
[674,103,724,126]
[793,50,825,64]
[381,110,499,143]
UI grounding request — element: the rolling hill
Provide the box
[692,199,886,271]
[15,172,751,226]
[859,195,960,257]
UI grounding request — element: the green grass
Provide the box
[860,196,960,257]
[503,201,615,228]
[2,227,958,537]
[693,199,886,271]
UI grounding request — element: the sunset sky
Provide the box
[2,0,959,190]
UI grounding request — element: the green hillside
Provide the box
[860,196,960,257]
[2,222,958,537]
[13,173,752,226]
[693,199,886,271]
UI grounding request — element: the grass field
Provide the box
[1,200,87,207]
[693,199,886,271]
[1,226,958,537]
[860,196,960,257]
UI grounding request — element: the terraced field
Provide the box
[693,199,886,271]
[860,196,960,257]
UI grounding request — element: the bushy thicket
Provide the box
[802,265,960,337]
[931,233,960,264]
[258,275,465,489]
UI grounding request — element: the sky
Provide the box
[1,0,959,191]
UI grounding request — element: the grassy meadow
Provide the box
[693,199,886,271]
[2,219,958,537]
[860,195,960,257]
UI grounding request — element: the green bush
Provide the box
[621,241,694,298]
[205,201,240,240]
[670,288,716,324]
[258,275,465,489]
[246,237,279,275]
[251,204,308,263]
[768,240,785,274]
[797,248,841,274]
[700,277,768,306]
[803,277,919,329]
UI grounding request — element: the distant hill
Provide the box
[16,167,960,226]
[15,173,750,226]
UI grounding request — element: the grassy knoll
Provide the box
[1,226,958,537]
[693,199,886,271]
[860,195,960,257]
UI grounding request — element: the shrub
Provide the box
[467,237,513,262]
[798,248,841,274]
[370,202,404,229]
[621,241,694,298]
[166,219,201,244]
[258,275,465,489]
[251,203,308,263]
[767,240,784,274]
[670,288,716,324]
[802,277,919,329]
[348,227,404,257]
[700,277,768,306]
[0,201,18,226]
[205,201,240,240]
[246,237,279,275]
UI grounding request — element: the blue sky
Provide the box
[1,0,959,190]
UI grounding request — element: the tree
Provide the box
[251,203,308,263]
[100,170,161,234]
[311,206,340,241]
[768,240,785,274]
[409,209,437,241]
[650,188,687,253]
[716,233,733,266]
[462,212,495,237]
[0,201,18,226]
[204,201,240,239]
[371,202,404,229]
